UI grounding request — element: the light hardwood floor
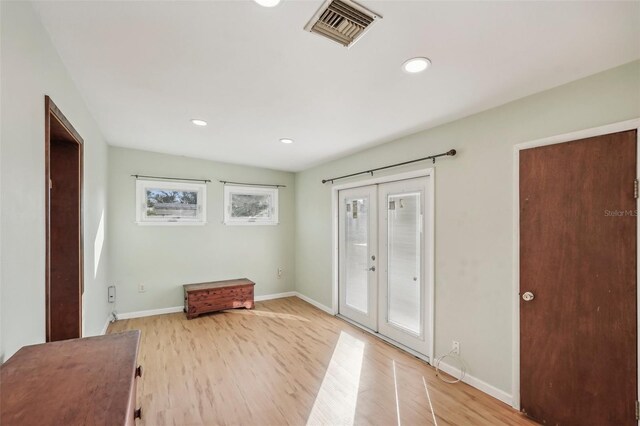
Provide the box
[108,297,537,426]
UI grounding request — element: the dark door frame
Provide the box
[45,95,84,342]
[512,119,640,411]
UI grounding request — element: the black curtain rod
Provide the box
[131,174,211,183]
[220,180,286,188]
[321,149,457,184]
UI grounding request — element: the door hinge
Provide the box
[636,400,639,420]
[634,179,638,199]
[49,178,53,190]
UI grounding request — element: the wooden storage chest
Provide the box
[0,330,142,426]
[184,278,255,319]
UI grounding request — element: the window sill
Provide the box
[223,221,279,226]
[135,221,207,226]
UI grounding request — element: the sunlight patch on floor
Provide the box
[224,309,310,322]
[306,331,365,426]
[423,376,438,426]
[392,360,402,426]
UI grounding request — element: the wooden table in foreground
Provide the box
[0,330,142,426]
[184,278,255,319]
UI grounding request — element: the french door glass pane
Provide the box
[345,197,369,313]
[387,192,421,334]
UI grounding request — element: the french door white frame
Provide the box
[511,118,640,420]
[338,185,378,330]
[331,168,435,362]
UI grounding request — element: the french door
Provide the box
[378,179,429,355]
[338,177,431,357]
[338,185,378,330]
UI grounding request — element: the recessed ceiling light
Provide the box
[402,57,431,74]
[280,138,294,144]
[191,119,207,126]
[254,0,281,7]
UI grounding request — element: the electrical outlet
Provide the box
[108,285,116,303]
[138,283,146,293]
[452,340,460,355]
[277,267,283,278]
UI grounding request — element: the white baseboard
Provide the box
[116,291,298,320]
[114,292,333,322]
[118,306,184,320]
[294,292,335,315]
[115,293,334,320]
[255,291,296,301]
[437,361,512,405]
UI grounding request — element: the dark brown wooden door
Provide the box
[520,130,637,425]
[45,96,84,342]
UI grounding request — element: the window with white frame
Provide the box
[223,185,279,225]
[136,179,207,225]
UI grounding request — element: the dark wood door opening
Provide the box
[45,96,84,342]
[520,130,637,425]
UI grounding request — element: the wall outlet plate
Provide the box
[138,283,146,293]
[452,340,460,355]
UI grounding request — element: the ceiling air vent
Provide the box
[304,0,381,48]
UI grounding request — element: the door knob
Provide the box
[368,266,376,272]
[522,291,535,302]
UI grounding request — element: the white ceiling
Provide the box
[34,1,640,172]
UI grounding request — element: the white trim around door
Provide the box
[331,168,436,362]
[511,118,640,416]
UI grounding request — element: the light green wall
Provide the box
[1,1,111,360]
[294,60,640,395]
[108,147,296,314]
